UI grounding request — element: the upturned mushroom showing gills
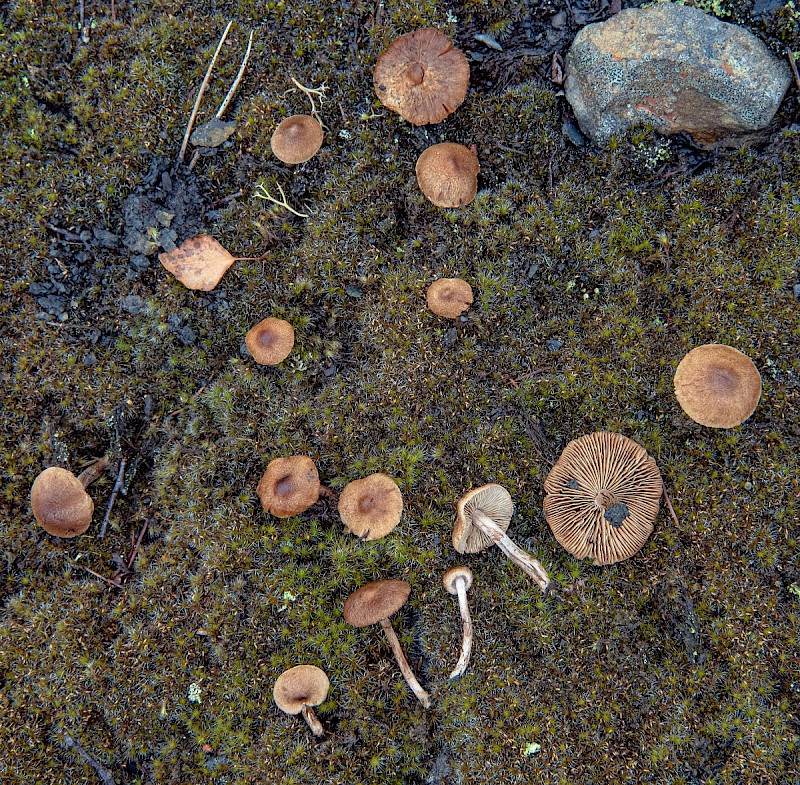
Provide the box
[257,455,331,518]
[343,579,431,709]
[442,566,474,679]
[453,484,550,593]
[273,665,330,737]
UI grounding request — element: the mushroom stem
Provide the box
[300,703,324,737]
[449,577,473,680]
[77,456,109,489]
[471,509,550,592]
[378,618,432,709]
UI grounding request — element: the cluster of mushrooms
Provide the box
[29,28,767,737]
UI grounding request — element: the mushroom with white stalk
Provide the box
[454,484,550,593]
[442,566,474,679]
[343,579,431,709]
[272,665,330,737]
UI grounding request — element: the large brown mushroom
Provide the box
[416,143,479,208]
[270,114,324,164]
[442,566,474,679]
[257,456,331,518]
[373,28,470,126]
[543,431,663,566]
[453,484,550,592]
[30,457,108,538]
[673,343,762,428]
[426,277,473,318]
[245,317,295,366]
[273,665,330,736]
[338,473,403,541]
[343,579,431,708]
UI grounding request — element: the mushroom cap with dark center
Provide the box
[257,456,320,518]
[270,114,324,164]
[426,277,473,318]
[543,431,663,566]
[338,473,403,540]
[673,343,762,428]
[416,143,480,208]
[343,579,411,627]
[245,317,295,366]
[273,665,330,715]
[373,28,470,125]
[453,484,514,553]
[443,565,473,594]
[30,467,94,538]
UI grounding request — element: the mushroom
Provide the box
[673,343,762,428]
[30,457,109,538]
[245,317,295,366]
[442,566,474,679]
[343,579,431,708]
[257,456,332,518]
[373,28,470,126]
[416,143,480,208]
[426,277,473,318]
[338,473,403,540]
[273,665,330,736]
[453,484,550,593]
[542,431,663,565]
[270,114,324,164]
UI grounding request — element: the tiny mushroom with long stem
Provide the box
[453,484,550,593]
[442,566,474,679]
[343,579,431,709]
[273,665,330,737]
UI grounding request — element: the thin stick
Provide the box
[61,733,116,785]
[75,564,122,588]
[216,30,254,119]
[176,19,233,168]
[787,48,800,92]
[662,482,680,529]
[99,459,126,539]
[126,518,150,571]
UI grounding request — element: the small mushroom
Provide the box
[30,457,109,538]
[257,456,332,518]
[338,473,403,540]
[343,579,431,708]
[453,484,550,593]
[442,566,474,679]
[273,665,330,736]
[245,317,295,366]
[416,143,480,208]
[426,277,473,318]
[270,114,324,164]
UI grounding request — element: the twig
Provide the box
[75,564,122,588]
[662,482,680,529]
[61,733,116,785]
[176,19,233,168]
[255,182,310,218]
[126,519,150,571]
[216,30,254,119]
[46,223,84,242]
[99,459,126,539]
[207,190,244,209]
[787,48,800,92]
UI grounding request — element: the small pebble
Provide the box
[474,33,502,51]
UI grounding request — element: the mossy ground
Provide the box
[1,1,799,783]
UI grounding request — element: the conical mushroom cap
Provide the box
[543,432,662,566]
[373,28,469,126]
[426,277,473,318]
[30,467,94,538]
[338,473,403,541]
[416,143,479,208]
[273,665,330,715]
[245,317,295,366]
[343,579,411,627]
[257,456,320,518]
[453,484,514,554]
[674,343,761,428]
[270,115,323,164]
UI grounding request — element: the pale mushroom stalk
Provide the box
[300,704,324,737]
[449,577,473,680]
[379,618,432,709]
[471,509,550,592]
[77,456,110,488]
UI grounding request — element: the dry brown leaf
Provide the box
[158,234,236,291]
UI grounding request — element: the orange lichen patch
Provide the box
[158,234,236,291]
[416,143,479,208]
[426,277,473,318]
[270,115,324,164]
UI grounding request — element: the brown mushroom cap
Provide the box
[257,456,321,518]
[273,665,330,715]
[426,277,474,318]
[374,28,470,126]
[416,143,480,208]
[245,317,295,366]
[338,473,403,541]
[270,114,324,164]
[343,579,411,627]
[673,343,762,428]
[543,431,663,566]
[443,565,473,594]
[30,467,95,538]
[453,484,514,554]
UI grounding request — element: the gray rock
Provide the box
[190,118,237,147]
[565,2,791,146]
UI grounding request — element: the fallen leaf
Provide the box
[158,234,236,291]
